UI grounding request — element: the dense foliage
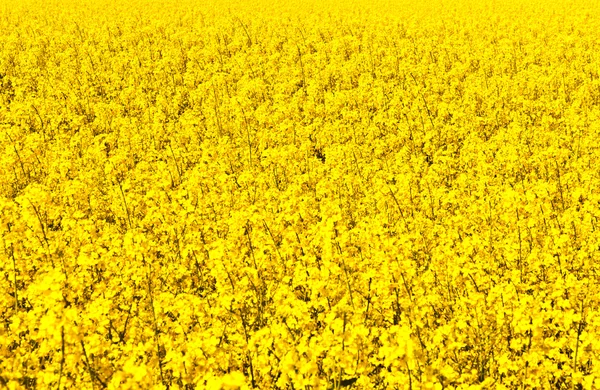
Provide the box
[2,0,600,388]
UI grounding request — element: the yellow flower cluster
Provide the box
[2,0,600,388]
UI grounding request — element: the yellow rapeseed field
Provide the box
[2,0,600,388]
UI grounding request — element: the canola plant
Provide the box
[1,0,600,388]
